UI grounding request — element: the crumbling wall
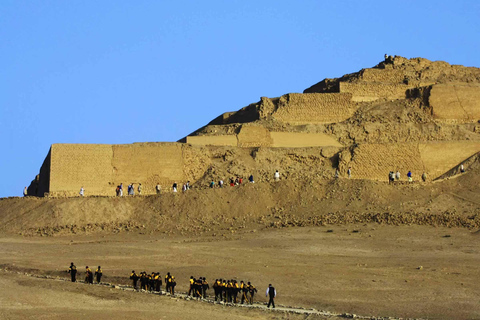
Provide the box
[339,82,411,102]
[270,132,343,148]
[272,93,355,124]
[429,84,480,122]
[359,68,405,83]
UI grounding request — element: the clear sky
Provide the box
[1,0,479,197]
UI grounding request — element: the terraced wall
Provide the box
[272,93,355,124]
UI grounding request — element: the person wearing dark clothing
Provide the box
[95,266,102,283]
[202,277,209,298]
[130,271,139,289]
[194,277,203,298]
[149,272,156,291]
[266,284,276,308]
[154,273,162,292]
[240,281,248,304]
[188,276,194,296]
[68,262,77,282]
[140,272,148,290]
[85,266,94,284]
[248,282,257,305]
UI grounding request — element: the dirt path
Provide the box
[0,268,420,320]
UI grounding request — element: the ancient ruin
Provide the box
[28,56,480,197]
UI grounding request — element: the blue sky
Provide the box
[1,0,479,197]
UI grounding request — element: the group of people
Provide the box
[388,170,428,183]
[209,174,256,189]
[67,262,102,284]
[211,279,259,305]
[67,263,276,308]
[78,170,284,197]
[129,271,177,294]
[114,183,143,196]
[188,276,209,298]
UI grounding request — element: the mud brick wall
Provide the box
[237,126,273,147]
[186,135,237,147]
[270,132,343,148]
[272,93,355,124]
[339,82,411,102]
[419,141,480,178]
[429,84,480,122]
[341,143,425,181]
[359,68,405,83]
[47,143,189,197]
[49,144,113,197]
[112,143,185,194]
[341,141,480,181]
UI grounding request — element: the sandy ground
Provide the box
[0,224,479,319]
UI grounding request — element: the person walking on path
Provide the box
[137,183,142,195]
[119,183,123,196]
[347,167,352,178]
[274,170,280,182]
[23,187,28,197]
[79,187,84,197]
[407,171,413,182]
[172,182,178,193]
[67,262,77,282]
[460,164,465,173]
[156,183,161,195]
[266,284,276,308]
[422,172,427,182]
[95,266,102,283]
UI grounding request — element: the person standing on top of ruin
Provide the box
[460,164,465,173]
[23,186,28,197]
[248,175,254,183]
[274,170,280,182]
[137,183,142,195]
[347,167,352,179]
[172,182,178,192]
[422,172,427,182]
[156,183,161,194]
[395,170,400,180]
[407,171,413,182]
[79,187,84,197]
[266,284,276,308]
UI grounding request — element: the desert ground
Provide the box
[0,220,479,319]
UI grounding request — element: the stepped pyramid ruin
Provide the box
[28,56,480,197]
